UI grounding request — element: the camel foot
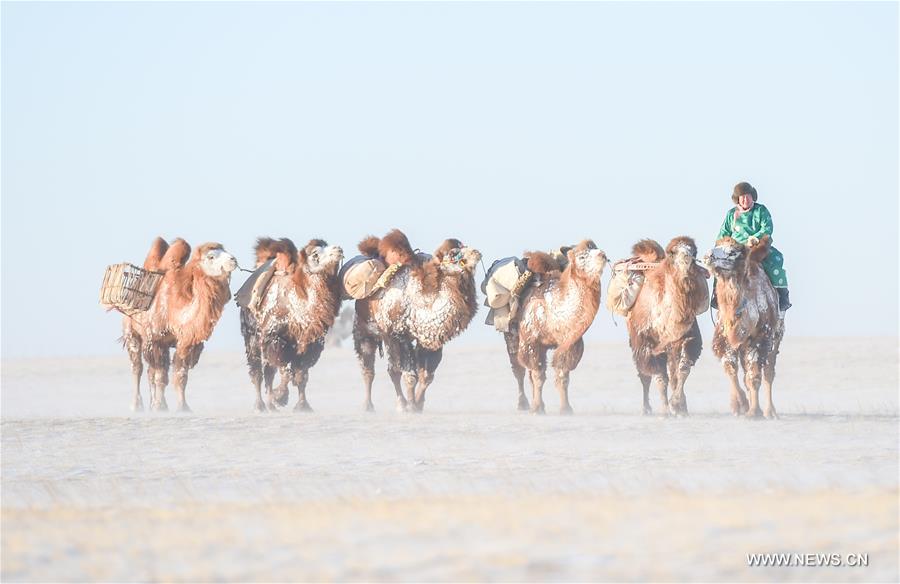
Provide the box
[395,398,409,413]
[559,404,574,415]
[151,399,169,412]
[642,403,652,416]
[131,397,144,412]
[274,391,290,408]
[517,395,530,411]
[530,402,546,415]
[405,401,423,414]
[363,401,375,413]
[745,408,763,419]
[253,400,267,413]
[293,400,314,413]
[177,402,192,414]
[764,408,778,420]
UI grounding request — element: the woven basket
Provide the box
[99,263,162,316]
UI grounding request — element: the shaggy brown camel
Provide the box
[241,237,343,412]
[705,235,784,418]
[504,240,608,414]
[625,237,709,416]
[122,237,237,412]
[353,229,481,412]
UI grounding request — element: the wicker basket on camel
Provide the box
[99,263,163,316]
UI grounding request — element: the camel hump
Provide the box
[254,237,280,266]
[160,238,191,271]
[143,237,169,271]
[748,234,771,263]
[379,229,416,265]
[525,251,560,274]
[358,235,381,257]
[632,239,664,262]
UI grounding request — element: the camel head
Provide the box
[195,243,238,279]
[302,239,344,275]
[434,238,482,275]
[704,236,770,281]
[566,239,608,281]
[666,236,699,277]
[703,237,747,280]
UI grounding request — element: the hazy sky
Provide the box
[2,1,897,358]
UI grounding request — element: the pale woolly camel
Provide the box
[353,229,481,412]
[241,237,343,412]
[504,240,608,414]
[122,237,237,411]
[625,237,709,416]
[706,235,784,418]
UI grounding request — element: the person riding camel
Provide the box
[712,181,791,311]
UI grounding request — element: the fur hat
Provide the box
[732,182,758,204]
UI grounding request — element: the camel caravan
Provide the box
[99,184,788,418]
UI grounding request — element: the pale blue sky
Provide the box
[2,1,897,358]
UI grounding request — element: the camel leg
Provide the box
[667,348,680,415]
[355,335,379,413]
[269,366,291,411]
[386,339,416,412]
[246,342,265,413]
[402,370,419,412]
[552,339,584,415]
[638,373,652,415]
[528,368,547,415]
[654,373,670,416]
[722,349,748,415]
[391,341,419,412]
[504,331,529,411]
[251,374,265,413]
[387,367,408,412]
[742,349,763,418]
[667,334,698,416]
[172,344,202,413]
[146,345,170,412]
[262,365,276,411]
[554,369,573,415]
[762,358,778,419]
[526,347,548,415]
[125,335,144,412]
[292,368,314,413]
[414,348,443,412]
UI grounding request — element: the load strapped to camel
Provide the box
[481,246,577,332]
[234,259,277,311]
[338,255,389,300]
[99,263,163,316]
[481,257,531,332]
[606,260,659,316]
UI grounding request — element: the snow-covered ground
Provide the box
[2,337,897,581]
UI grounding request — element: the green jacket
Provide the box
[717,203,774,244]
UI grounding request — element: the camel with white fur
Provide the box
[353,229,481,412]
[122,237,237,411]
[625,237,709,416]
[241,237,344,412]
[705,235,784,418]
[504,240,608,414]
